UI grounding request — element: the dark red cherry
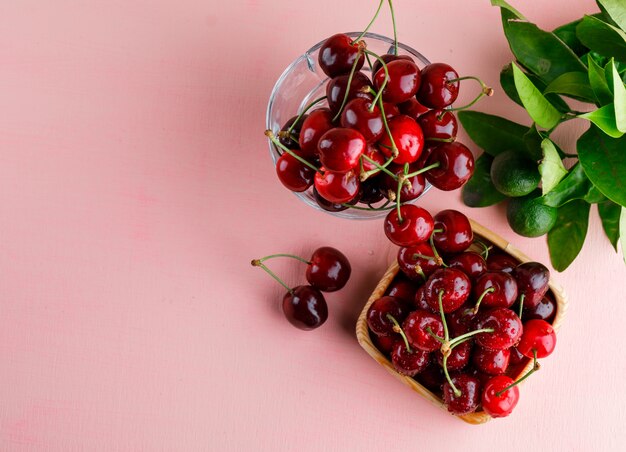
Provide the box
[417,63,460,109]
[318,33,364,77]
[414,287,433,311]
[366,296,409,336]
[279,114,308,149]
[418,110,458,141]
[436,340,472,371]
[432,209,473,254]
[443,374,481,415]
[299,108,333,157]
[475,308,523,350]
[371,333,396,355]
[314,168,360,203]
[318,128,366,172]
[487,253,518,273]
[447,252,487,280]
[340,98,384,142]
[399,98,430,120]
[473,272,518,309]
[517,319,556,358]
[391,340,431,376]
[380,163,426,202]
[282,285,328,330]
[403,310,444,352]
[382,102,401,119]
[358,178,385,205]
[397,242,442,281]
[275,153,315,192]
[374,59,421,104]
[416,142,437,169]
[305,247,351,292]
[423,268,471,314]
[447,303,476,336]
[385,278,418,304]
[524,293,556,323]
[416,363,445,391]
[472,347,510,375]
[371,53,413,77]
[378,115,424,165]
[425,142,475,191]
[482,375,519,418]
[326,72,373,114]
[313,187,349,212]
[513,262,550,309]
[384,205,434,247]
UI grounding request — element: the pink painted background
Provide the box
[1,0,625,450]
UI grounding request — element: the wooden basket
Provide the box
[355,219,568,424]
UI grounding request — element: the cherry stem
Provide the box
[365,85,399,156]
[496,349,540,397]
[445,76,494,112]
[429,232,444,267]
[437,290,450,342]
[518,293,525,320]
[257,253,311,265]
[474,239,491,260]
[395,174,403,222]
[416,267,426,281]
[442,352,461,397]
[412,253,436,261]
[353,0,385,43]
[386,314,412,352]
[251,260,293,295]
[285,96,327,135]
[364,50,389,108]
[265,130,322,174]
[448,328,494,349]
[361,154,398,180]
[473,287,496,314]
[425,327,445,344]
[387,0,399,55]
[404,162,440,179]
[332,52,363,122]
[361,154,395,181]
[426,137,455,143]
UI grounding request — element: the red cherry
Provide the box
[380,163,426,202]
[487,253,518,273]
[313,187,350,212]
[482,376,519,418]
[524,293,557,323]
[423,268,471,314]
[282,285,328,330]
[318,128,366,172]
[414,286,434,312]
[384,205,434,247]
[326,72,373,114]
[517,319,556,358]
[447,303,476,336]
[417,63,460,109]
[305,247,351,292]
[473,271,518,309]
[397,242,442,281]
[371,333,396,355]
[382,102,401,119]
[391,340,431,376]
[374,59,422,104]
[418,110,458,141]
[340,98,384,142]
[275,153,315,192]
[403,310,444,352]
[385,278,418,304]
[472,347,510,375]
[447,252,487,280]
[399,97,430,120]
[513,262,550,309]
[299,108,333,157]
[416,363,445,391]
[377,115,424,165]
[318,33,364,77]
[367,296,409,336]
[279,114,308,150]
[509,346,526,366]
[432,209,473,254]
[443,374,481,415]
[425,142,475,191]
[360,144,386,174]
[314,169,360,203]
[358,178,385,205]
[475,308,523,350]
[436,340,472,370]
[371,53,413,77]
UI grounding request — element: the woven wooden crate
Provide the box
[355,219,568,424]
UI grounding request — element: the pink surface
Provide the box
[1,0,625,450]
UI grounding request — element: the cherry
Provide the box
[447,303,477,336]
[425,142,475,191]
[524,293,556,323]
[314,168,360,203]
[467,367,493,388]
[275,153,315,192]
[384,205,434,247]
[513,262,550,309]
[473,272,518,310]
[367,296,409,336]
[517,319,556,358]
[474,308,523,350]
[318,33,364,78]
[482,376,519,418]
[447,252,487,280]
[418,110,458,141]
[326,72,373,114]
[416,363,445,391]
[443,374,481,415]
[371,53,413,77]
[382,102,401,119]
[436,340,472,371]
[282,285,328,330]
[509,346,526,366]
[371,333,396,355]
[377,115,424,165]
[397,242,442,281]
[360,144,386,174]
[423,268,471,314]
[417,63,460,109]
[415,142,437,169]
[487,253,518,273]
[374,59,421,104]
[305,247,351,292]
[403,310,444,352]
[380,163,425,202]
[472,347,510,375]
[318,128,366,172]
[432,209,473,254]
[399,98,430,120]
[385,278,418,304]
[391,339,431,376]
[299,108,334,157]
[358,178,385,204]
[340,98,384,142]
[414,287,433,311]
[313,187,349,212]
[279,114,308,149]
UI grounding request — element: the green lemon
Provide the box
[490,150,540,197]
[506,190,558,237]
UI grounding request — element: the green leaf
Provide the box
[512,63,562,129]
[607,59,626,131]
[577,104,624,138]
[598,199,622,250]
[547,200,590,271]
[598,0,626,32]
[620,207,626,263]
[584,185,607,203]
[490,0,525,19]
[500,63,571,112]
[541,162,601,207]
[577,125,626,207]
[522,124,545,161]
[576,15,626,62]
[588,54,614,104]
[461,153,508,207]
[539,138,568,195]
[553,19,588,56]
[457,110,529,156]
[543,72,596,102]
[499,9,587,84]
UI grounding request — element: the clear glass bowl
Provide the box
[266,32,432,220]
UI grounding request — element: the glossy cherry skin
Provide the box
[380,163,426,202]
[318,128,366,172]
[313,187,349,212]
[524,293,556,323]
[385,278,418,304]
[432,209,473,254]
[366,296,409,336]
[509,346,526,365]
[371,333,396,355]
[397,242,442,281]
[425,142,475,191]
[275,153,315,192]
[340,98,384,143]
[399,98,430,120]
[279,114,308,150]
[487,253,518,273]
[374,59,421,104]
[475,308,523,350]
[382,102,400,119]
[371,53,413,77]
[360,144,386,174]
[443,374,481,415]
[418,110,458,141]
[305,247,351,292]
[414,287,433,311]
[513,262,550,309]
[403,310,444,352]
[472,347,510,375]
[384,205,434,247]
[282,285,328,330]
[448,252,487,280]
[482,376,519,418]
[447,303,476,336]
[318,33,364,77]
[416,363,445,391]
[314,169,360,203]
[473,272,518,309]
[423,268,471,314]
[436,340,472,370]
[358,178,384,205]
[299,108,334,157]
[517,319,556,358]
[326,72,373,114]
[391,340,431,376]
[377,115,424,165]
[417,63,460,109]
